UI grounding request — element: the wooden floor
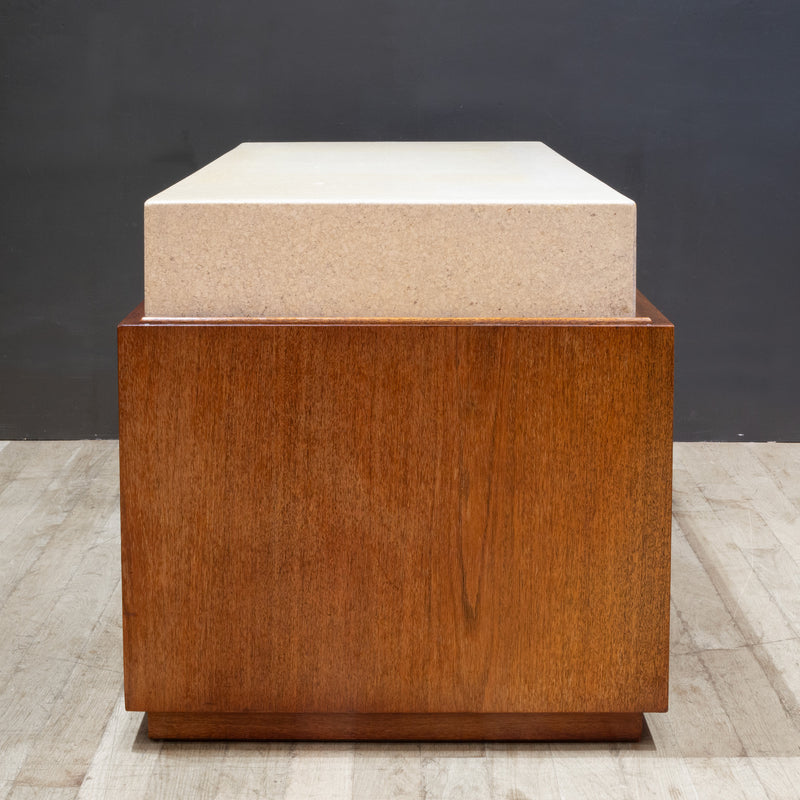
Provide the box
[0,442,798,799]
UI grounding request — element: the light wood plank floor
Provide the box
[1,442,798,799]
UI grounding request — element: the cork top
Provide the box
[146,141,634,207]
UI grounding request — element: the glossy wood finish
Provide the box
[117,294,673,739]
[147,712,643,741]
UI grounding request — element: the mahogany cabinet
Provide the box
[118,293,673,741]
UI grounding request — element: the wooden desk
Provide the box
[118,292,673,741]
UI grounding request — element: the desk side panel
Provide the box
[118,320,672,714]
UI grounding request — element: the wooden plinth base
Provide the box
[147,712,644,742]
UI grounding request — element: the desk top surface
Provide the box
[146,142,634,207]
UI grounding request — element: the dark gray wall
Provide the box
[1,1,798,440]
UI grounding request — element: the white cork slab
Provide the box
[144,141,636,318]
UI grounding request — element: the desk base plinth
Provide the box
[147,712,644,742]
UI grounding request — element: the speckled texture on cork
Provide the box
[144,142,636,318]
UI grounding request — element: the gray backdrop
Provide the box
[2,1,798,440]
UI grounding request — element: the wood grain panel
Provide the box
[118,299,673,722]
